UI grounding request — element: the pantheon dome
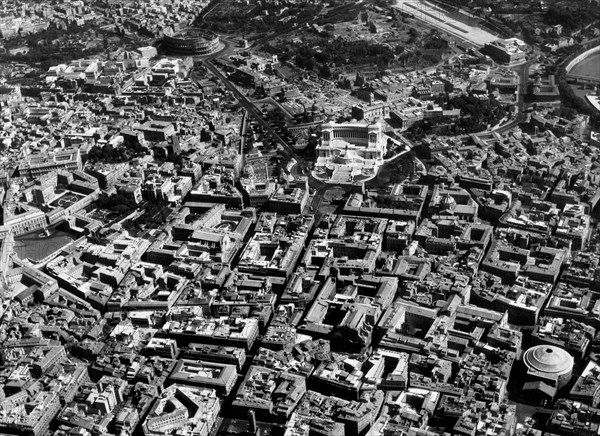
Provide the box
[523,345,574,389]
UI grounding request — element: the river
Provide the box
[569,52,600,99]
[570,52,600,78]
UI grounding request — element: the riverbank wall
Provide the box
[566,45,600,73]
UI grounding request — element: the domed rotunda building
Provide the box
[522,345,574,404]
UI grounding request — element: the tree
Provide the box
[354,73,365,87]
[408,27,419,38]
[339,78,352,89]
[314,51,330,64]
[200,128,211,141]
[319,64,332,79]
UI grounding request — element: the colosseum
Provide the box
[162,29,220,56]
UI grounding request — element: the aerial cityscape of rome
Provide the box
[0,0,599,435]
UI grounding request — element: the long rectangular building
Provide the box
[18,148,82,178]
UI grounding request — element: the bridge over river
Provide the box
[567,73,600,85]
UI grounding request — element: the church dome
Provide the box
[439,193,456,211]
